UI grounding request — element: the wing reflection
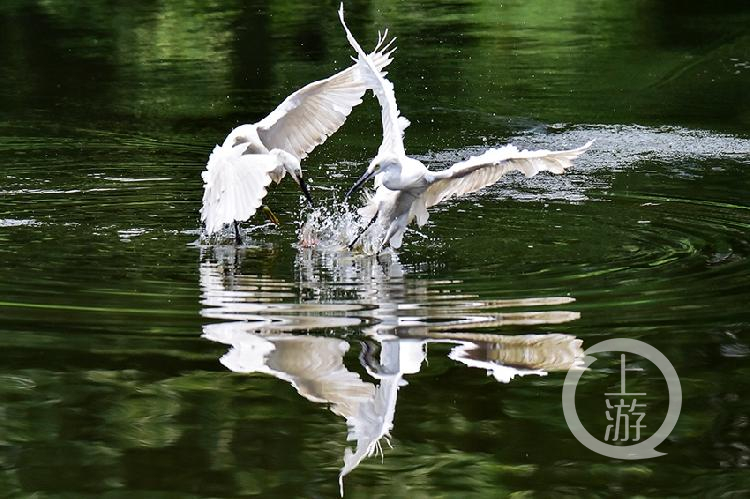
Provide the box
[204,323,375,414]
[199,247,584,494]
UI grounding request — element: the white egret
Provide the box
[338,5,593,252]
[200,31,396,243]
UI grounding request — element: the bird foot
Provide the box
[262,205,281,226]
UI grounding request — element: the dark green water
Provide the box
[2,0,750,497]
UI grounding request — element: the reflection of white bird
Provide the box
[203,326,375,415]
[201,325,398,497]
[202,326,583,497]
[338,5,593,252]
[200,30,396,243]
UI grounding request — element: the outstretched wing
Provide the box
[200,146,279,234]
[339,4,410,158]
[256,33,396,160]
[423,141,593,208]
[339,374,401,496]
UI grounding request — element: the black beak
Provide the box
[345,170,375,202]
[297,175,314,206]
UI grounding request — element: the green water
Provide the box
[2,0,750,497]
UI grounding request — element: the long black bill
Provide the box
[297,175,314,207]
[345,170,375,202]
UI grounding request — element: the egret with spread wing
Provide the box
[338,5,592,252]
[200,29,396,243]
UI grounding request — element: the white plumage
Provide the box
[423,142,594,208]
[200,29,396,237]
[339,5,592,251]
[201,148,280,234]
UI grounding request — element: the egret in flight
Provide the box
[200,31,396,244]
[338,5,592,252]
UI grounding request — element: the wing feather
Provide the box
[200,146,279,234]
[424,141,593,208]
[338,5,409,158]
[256,35,396,160]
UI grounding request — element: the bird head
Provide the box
[222,124,260,149]
[272,150,314,207]
[368,153,401,174]
[345,154,398,201]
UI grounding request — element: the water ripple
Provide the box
[200,245,584,493]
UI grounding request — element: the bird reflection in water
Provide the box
[200,247,584,494]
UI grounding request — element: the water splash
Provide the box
[298,199,386,254]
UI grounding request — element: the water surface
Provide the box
[1,0,749,497]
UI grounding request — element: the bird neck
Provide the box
[223,125,264,152]
[266,149,301,184]
[269,149,300,170]
[380,158,427,192]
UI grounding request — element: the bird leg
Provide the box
[358,340,382,374]
[348,212,379,250]
[378,214,408,254]
[233,221,242,245]
[262,205,281,225]
[377,238,390,254]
